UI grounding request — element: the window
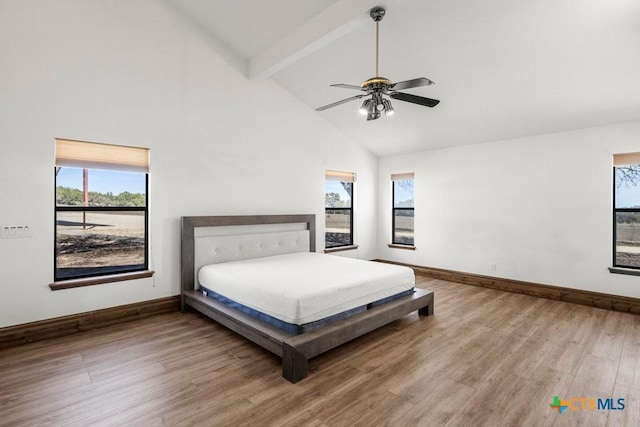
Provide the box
[54,139,149,281]
[325,170,354,248]
[392,173,415,246]
[613,153,640,269]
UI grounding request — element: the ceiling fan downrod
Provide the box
[370,7,385,78]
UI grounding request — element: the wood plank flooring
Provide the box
[2,276,640,426]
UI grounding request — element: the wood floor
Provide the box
[2,276,640,426]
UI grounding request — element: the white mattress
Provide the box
[198,252,415,325]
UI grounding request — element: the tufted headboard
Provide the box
[181,215,316,294]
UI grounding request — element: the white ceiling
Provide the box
[169,0,640,157]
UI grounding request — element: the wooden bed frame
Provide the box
[180,214,434,383]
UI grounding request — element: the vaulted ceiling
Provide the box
[168,0,640,157]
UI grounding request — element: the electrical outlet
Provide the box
[490,263,497,271]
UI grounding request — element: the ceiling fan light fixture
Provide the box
[373,92,385,112]
[367,100,377,115]
[383,99,395,115]
[359,99,371,115]
[367,111,381,121]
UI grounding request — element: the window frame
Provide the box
[391,176,415,247]
[612,165,640,270]
[324,173,354,249]
[53,168,149,283]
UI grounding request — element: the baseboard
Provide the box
[0,296,181,349]
[376,259,640,315]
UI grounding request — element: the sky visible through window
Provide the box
[325,180,352,204]
[616,185,639,208]
[56,168,640,206]
[616,182,640,208]
[394,180,414,207]
[57,167,145,194]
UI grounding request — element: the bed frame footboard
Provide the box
[183,287,434,383]
[280,288,434,383]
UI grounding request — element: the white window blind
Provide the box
[613,152,640,167]
[326,170,355,182]
[55,138,149,173]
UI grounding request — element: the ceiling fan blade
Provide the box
[390,92,440,108]
[330,83,364,91]
[316,94,366,111]
[389,77,434,91]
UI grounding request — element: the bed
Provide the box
[181,214,434,383]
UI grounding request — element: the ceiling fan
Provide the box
[316,6,439,121]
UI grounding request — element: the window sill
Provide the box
[608,267,640,277]
[324,245,359,254]
[49,270,155,291]
[388,244,416,251]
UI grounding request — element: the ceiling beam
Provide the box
[249,0,408,80]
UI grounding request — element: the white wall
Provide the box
[0,0,377,328]
[379,120,640,298]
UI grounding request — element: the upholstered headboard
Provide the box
[181,215,316,294]
[193,224,310,282]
